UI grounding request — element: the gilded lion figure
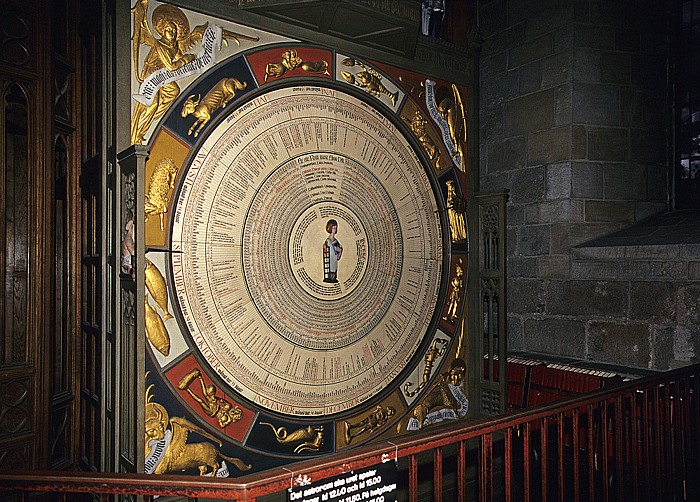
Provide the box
[145,158,178,231]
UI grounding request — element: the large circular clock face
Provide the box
[170,85,443,417]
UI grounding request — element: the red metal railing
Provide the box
[2,363,699,501]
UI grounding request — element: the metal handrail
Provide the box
[2,362,699,501]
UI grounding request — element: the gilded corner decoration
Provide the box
[133,0,472,475]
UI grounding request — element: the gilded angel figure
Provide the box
[130,0,258,144]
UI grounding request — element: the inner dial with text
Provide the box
[171,85,443,416]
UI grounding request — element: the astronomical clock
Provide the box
[132,1,473,475]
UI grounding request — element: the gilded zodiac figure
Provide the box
[344,405,396,445]
[145,258,173,321]
[404,338,448,397]
[446,180,466,242]
[404,109,443,171]
[181,77,248,137]
[438,84,467,171]
[178,368,243,428]
[259,422,324,453]
[341,58,398,105]
[264,49,330,82]
[131,0,258,144]
[411,358,468,430]
[145,298,170,356]
[145,157,178,231]
[145,384,251,476]
[443,259,464,323]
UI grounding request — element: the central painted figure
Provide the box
[323,219,343,283]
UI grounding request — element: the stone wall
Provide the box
[478,0,698,370]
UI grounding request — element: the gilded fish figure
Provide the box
[146,258,173,320]
[145,298,171,356]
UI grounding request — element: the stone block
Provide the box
[601,52,631,84]
[634,202,667,222]
[587,127,628,162]
[589,2,623,27]
[646,164,668,200]
[506,223,518,252]
[507,315,525,351]
[488,136,527,172]
[551,223,571,253]
[681,245,700,260]
[631,54,666,90]
[524,318,586,358]
[506,203,525,226]
[526,4,575,39]
[517,224,551,256]
[554,25,575,53]
[480,52,509,81]
[630,129,666,163]
[603,164,647,200]
[642,89,665,128]
[519,61,542,95]
[478,0,508,37]
[507,255,538,278]
[509,34,554,69]
[623,245,679,260]
[584,200,635,223]
[542,53,572,88]
[677,283,700,325]
[528,126,570,165]
[480,104,505,142]
[547,280,628,317]
[569,222,622,246]
[587,322,650,368]
[505,89,555,135]
[508,166,545,204]
[572,84,620,125]
[572,125,587,159]
[572,162,604,198]
[671,326,700,365]
[620,87,643,126]
[619,260,686,281]
[482,72,520,107]
[537,255,570,278]
[508,278,547,314]
[572,47,601,83]
[539,200,573,223]
[652,325,700,370]
[546,162,572,199]
[574,1,590,22]
[572,245,626,260]
[574,23,615,50]
[480,170,510,191]
[482,20,527,55]
[555,84,572,127]
[651,326,675,371]
[630,282,677,324]
[508,0,559,25]
[615,29,641,53]
[524,203,540,225]
[570,260,621,280]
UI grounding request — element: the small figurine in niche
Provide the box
[421,0,446,38]
[121,219,135,277]
[323,219,343,283]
